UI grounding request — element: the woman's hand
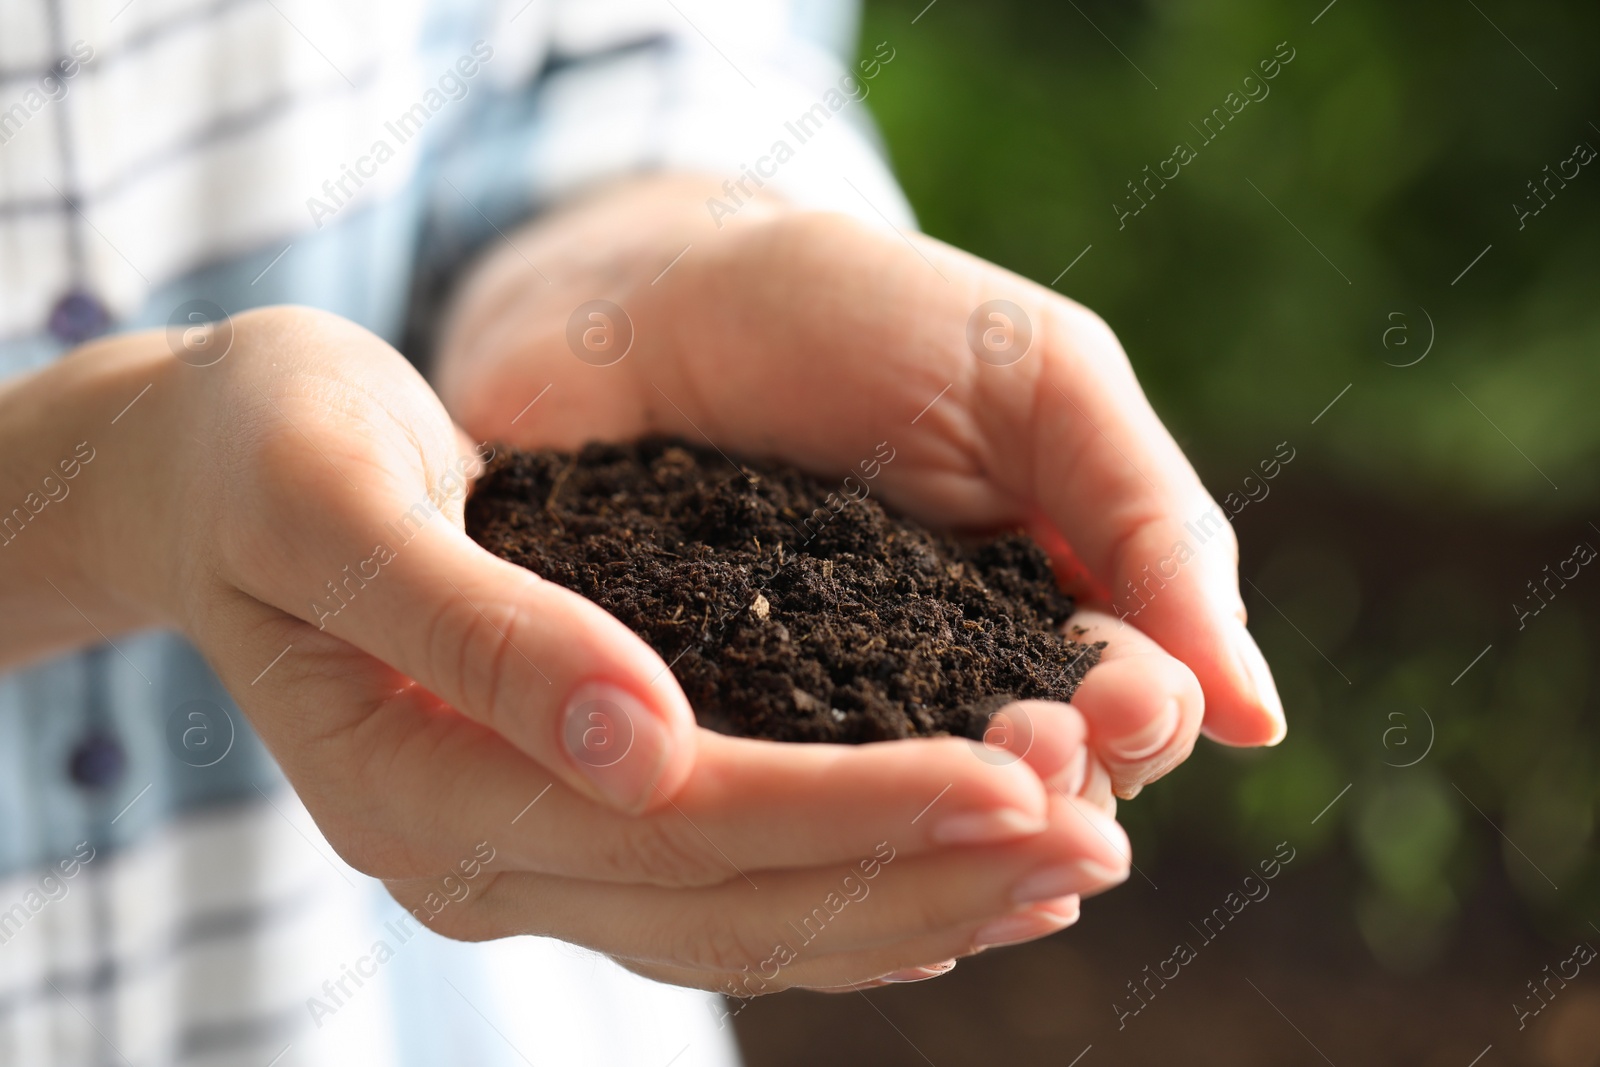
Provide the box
[438,175,1285,811]
[1,305,1126,994]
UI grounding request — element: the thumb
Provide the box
[200,310,695,815]
[280,472,698,816]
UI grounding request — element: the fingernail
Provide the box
[562,681,671,813]
[930,809,1047,846]
[1030,894,1081,923]
[1232,620,1287,745]
[1049,745,1088,797]
[1011,858,1127,904]
[880,960,957,983]
[1108,699,1179,761]
[1077,757,1114,813]
[973,902,1079,951]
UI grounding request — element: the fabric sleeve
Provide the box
[437,0,915,233]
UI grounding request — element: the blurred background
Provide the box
[735,0,1600,1063]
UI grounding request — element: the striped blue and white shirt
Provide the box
[0,1,912,1063]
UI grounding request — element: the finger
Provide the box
[984,699,1120,813]
[203,588,1057,883]
[350,524,701,815]
[329,471,1050,844]
[214,323,701,816]
[610,223,1282,749]
[985,699,1121,814]
[328,704,1059,884]
[1019,297,1285,747]
[1062,610,1204,798]
[376,718,1065,888]
[436,731,1052,885]
[858,249,1284,749]
[616,896,1080,995]
[758,233,1284,748]
[876,960,961,985]
[980,700,1088,797]
[609,730,1054,874]
[426,794,1127,974]
[228,411,698,815]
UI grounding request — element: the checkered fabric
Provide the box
[0,1,911,1063]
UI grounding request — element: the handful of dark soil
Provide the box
[464,439,1101,743]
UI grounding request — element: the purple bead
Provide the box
[47,289,111,345]
[68,731,126,789]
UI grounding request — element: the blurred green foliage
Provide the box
[859,0,1600,964]
[860,0,1600,509]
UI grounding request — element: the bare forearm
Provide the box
[0,336,175,667]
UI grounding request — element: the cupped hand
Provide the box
[438,175,1284,812]
[64,305,1126,995]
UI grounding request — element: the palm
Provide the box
[441,201,1280,798]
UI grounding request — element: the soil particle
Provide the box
[465,439,1102,743]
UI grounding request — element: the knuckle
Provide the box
[433,882,507,943]
[763,210,872,251]
[1045,300,1123,366]
[298,692,476,882]
[411,907,485,943]
[1064,303,1122,353]
[382,889,476,940]
[738,211,880,283]
[318,823,408,880]
[603,817,733,889]
[670,912,773,974]
[235,303,354,350]
[384,876,503,943]
[316,809,454,881]
[425,594,522,728]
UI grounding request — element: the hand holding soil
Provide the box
[466,439,1106,746]
[11,305,1135,997]
[423,173,1286,989]
[4,174,1284,1001]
